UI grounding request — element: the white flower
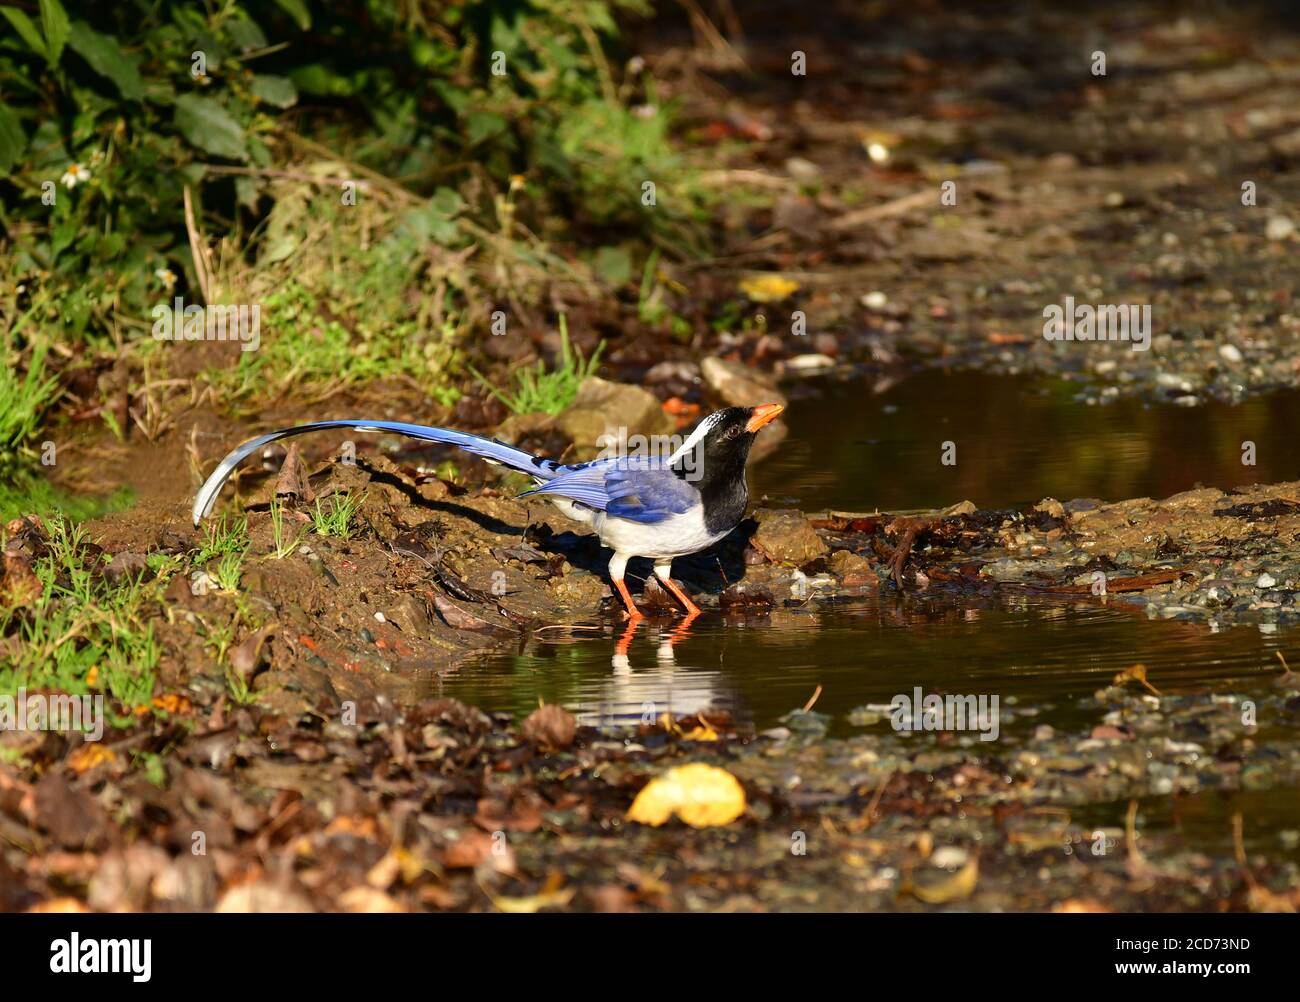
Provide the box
[155,268,177,289]
[60,164,91,189]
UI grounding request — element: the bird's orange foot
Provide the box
[655,574,702,618]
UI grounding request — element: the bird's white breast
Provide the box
[592,505,726,560]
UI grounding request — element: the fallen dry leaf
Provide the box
[274,443,315,503]
[905,855,979,904]
[738,274,800,303]
[229,625,277,681]
[492,886,576,913]
[626,763,746,828]
[521,702,576,750]
[67,744,118,775]
[338,886,406,913]
[26,897,91,913]
[1113,663,1161,696]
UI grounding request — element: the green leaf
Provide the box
[273,0,311,30]
[28,119,69,170]
[0,102,27,175]
[464,111,507,147]
[174,93,248,161]
[226,15,267,52]
[66,21,144,100]
[0,6,47,60]
[38,0,69,64]
[249,74,297,109]
[289,63,352,97]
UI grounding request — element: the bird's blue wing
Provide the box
[517,460,616,510]
[520,458,699,525]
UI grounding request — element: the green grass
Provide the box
[471,315,603,416]
[0,519,168,714]
[200,281,462,410]
[195,513,249,565]
[268,497,306,559]
[211,550,244,593]
[310,492,366,539]
[2,308,60,471]
[0,469,135,524]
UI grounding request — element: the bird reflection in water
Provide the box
[569,616,743,730]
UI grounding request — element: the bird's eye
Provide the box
[725,425,743,440]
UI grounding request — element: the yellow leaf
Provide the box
[338,886,406,913]
[68,744,117,774]
[906,856,979,904]
[739,274,800,303]
[626,763,746,828]
[492,888,575,913]
[27,897,91,913]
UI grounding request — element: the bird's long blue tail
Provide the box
[191,420,566,525]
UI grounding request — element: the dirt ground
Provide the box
[4,451,1300,912]
[6,0,1300,912]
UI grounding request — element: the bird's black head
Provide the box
[673,403,784,530]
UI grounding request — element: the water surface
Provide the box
[445,369,1297,731]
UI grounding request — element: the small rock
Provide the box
[558,377,675,458]
[829,549,873,584]
[1257,572,1277,589]
[752,510,829,565]
[1218,343,1243,364]
[781,353,836,374]
[1266,216,1295,241]
[784,156,821,181]
[701,357,787,410]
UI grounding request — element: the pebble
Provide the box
[783,353,836,373]
[785,157,821,181]
[930,846,969,869]
[1257,573,1276,588]
[1265,216,1295,241]
[1218,343,1243,364]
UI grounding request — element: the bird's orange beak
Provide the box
[745,402,785,433]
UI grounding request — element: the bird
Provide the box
[192,403,785,620]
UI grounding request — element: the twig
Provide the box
[826,189,935,232]
[182,185,213,303]
[862,769,895,829]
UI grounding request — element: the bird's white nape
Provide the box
[667,411,723,466]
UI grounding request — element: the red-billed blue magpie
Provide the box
[192,403,785,619]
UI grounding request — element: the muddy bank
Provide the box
[4,449,1300,911]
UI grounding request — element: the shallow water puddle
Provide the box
[448,369,1297,730]
[443,595,1287,734]
[752,368,1300,513]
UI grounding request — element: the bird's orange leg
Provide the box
[614,616,641,658]
[613,577,645,621]
[653,567,702,619]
